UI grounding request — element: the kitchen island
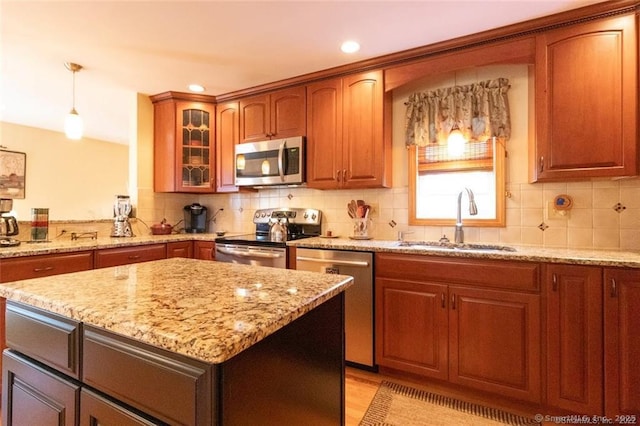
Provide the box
[0,258,353,425]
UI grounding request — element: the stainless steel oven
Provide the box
[214,208,322,269]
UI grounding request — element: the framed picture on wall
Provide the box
[0,149,26,199]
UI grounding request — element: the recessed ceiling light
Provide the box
[341,40,360,54]
[188,84,205,92]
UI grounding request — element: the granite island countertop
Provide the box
[0,258,353,364]
[288,237,640,269]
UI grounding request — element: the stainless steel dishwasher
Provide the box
[296,248,375,370]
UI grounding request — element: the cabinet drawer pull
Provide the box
[127,255,141,260]
[441,292,445,309]
[451,294,456,310]
[33,266,54,273]
[611,278,617,298]
[552,273,558,291]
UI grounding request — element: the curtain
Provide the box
[405,78,511,147]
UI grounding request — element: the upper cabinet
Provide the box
[532,13,638,182]
[216,101,240,192]
[151,92,216,193]
[306,70,392,189]
[239,86,306,143]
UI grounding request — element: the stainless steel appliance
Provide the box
[215,208,321,269]
[184,203,208,233]
[110,195,134,237]
[234,136,304,187]
[0,198,20,247]
[296,248,375,370]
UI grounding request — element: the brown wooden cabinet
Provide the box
[81,388,160,426]
[533,13,638,181]
[239,86,306,143]
[306,70,391,189]
[376,277,448,380]
[151,91,217,193]
[166,240,193,258]
[216,101,240,192]
[94,244,166,268]
[2,350,80,426]
[545,264,603,414]
[375,253,541,403]
[603,268,640,418]
[194,240,215,260]
[0,251,94,282]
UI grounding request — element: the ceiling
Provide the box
[1,0,607,145]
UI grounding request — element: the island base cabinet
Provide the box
[604,268,640,417]
[2,349,80,426]
[221,293,345,426]
[80,388,161,426]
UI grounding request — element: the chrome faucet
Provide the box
[455,188,478,244]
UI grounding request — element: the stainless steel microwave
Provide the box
[234,136,305,187]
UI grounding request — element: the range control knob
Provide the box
[311,213,317,220]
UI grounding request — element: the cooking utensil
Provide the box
[150,219,173,235]
[347,200,357,218]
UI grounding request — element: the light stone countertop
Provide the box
[0,233,225,259]
[288,237,640,269]
[0,258,353,364]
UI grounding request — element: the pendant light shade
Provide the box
[64,62,83,140]
[447,123,466,157]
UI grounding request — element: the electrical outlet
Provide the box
[545,201,569,220]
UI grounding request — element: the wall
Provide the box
[0,121,129,222]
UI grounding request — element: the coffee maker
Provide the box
[184,203,208,233]
[0,198,20,247]
[111,195,134,237]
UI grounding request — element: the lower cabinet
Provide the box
[603,268,640,418]
[194,241,215,260]
[95,244,167,268]
[2,349,80,426]
[545,264,603,414]
[167,240,194,258]
[81,388,160,426]
[375,253,542,403]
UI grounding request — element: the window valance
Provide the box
[405,78,511,147]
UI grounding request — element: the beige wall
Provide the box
[0,121,129,221]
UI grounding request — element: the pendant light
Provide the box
[64,62,83,140]
[447,73,466,157]
[447,122,466,157]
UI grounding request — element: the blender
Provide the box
[0,198,20,247]
[110,195,134,237]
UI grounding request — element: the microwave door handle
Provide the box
[278,140,285,182]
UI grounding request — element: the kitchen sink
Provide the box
[398,240,516,252]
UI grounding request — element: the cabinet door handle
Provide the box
[441,292,445,308]
[336,170,342,182]
[33,266,54,273]
[343,169,348,183]
[451,294,456,310]
[611,278,617,298]
[552,273,558,291]
[539,156,544,173]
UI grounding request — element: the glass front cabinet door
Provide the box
[151,92,216,193]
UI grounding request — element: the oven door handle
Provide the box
[278,140,285,182]
[216,247,284,259]
[295,256,369,268]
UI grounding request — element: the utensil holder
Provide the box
[353,218,370,238]
[31,208,49,241]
